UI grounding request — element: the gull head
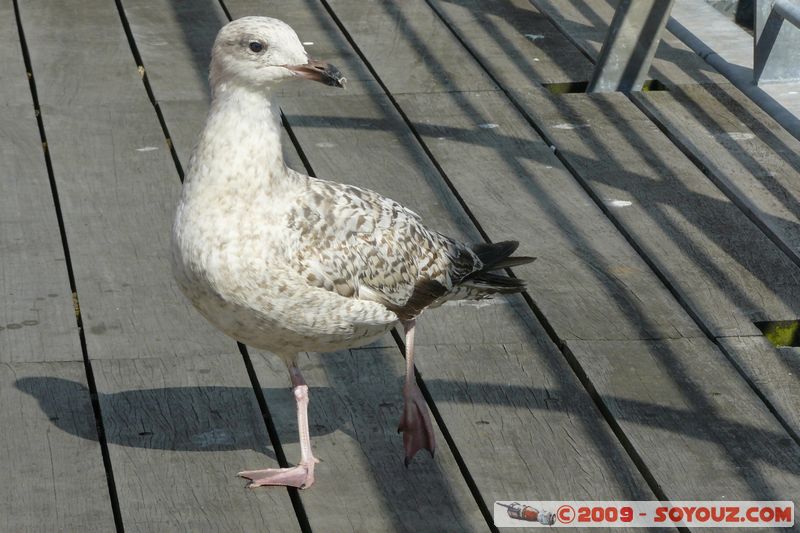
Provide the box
[209,16,346,93]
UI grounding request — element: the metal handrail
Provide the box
[755,0,800,84]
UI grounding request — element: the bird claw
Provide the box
[397,383,436,464]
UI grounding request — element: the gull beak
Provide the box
[286,59,346,88]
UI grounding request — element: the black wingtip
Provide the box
[489,255,536,270]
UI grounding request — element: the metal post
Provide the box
[755,0,800,83]
[587,0,675,93]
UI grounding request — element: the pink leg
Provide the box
[397,319,435,465]
[239,363,319,489]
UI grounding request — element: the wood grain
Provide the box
[1,362,116,531]
[394,89,700,341]
[429,0,592,86]
[0,2,115,528]
[718,335,800,438]
[566,338,800,502]
[16,0,298,527]
[635,83,800,263]
[510,88,800,338]
[93,355,301,532]
[0,1,80,364]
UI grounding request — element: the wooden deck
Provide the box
[3,0,800,530]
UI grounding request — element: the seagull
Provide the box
[171,16,534,490]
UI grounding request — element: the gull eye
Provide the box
[248,41,264,53]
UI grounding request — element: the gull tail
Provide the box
[459,240,535,298]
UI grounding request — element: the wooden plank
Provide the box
[509,88,800,338]
[394,90,699,341]
[94,355,299,532]
[2,362,116,531]
[0,1,115,528]
[629,84,800,440]
[634,83,800,263]
[304,0,498,94]
[424,2,798,335]
[17,0,143,108]
[16,0,299,528]
[566,338,800,502]
[0,0,32,101]
[0,0,80,363]
[251,347,487,532]
[427,0,592,85]
[0,108,81,365]
[530,0,728,86]
[124,0,226,103]
[718,335,800,437]
[40,104,236,360]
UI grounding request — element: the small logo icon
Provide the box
[557,504,575,524]
[496,502,556,525]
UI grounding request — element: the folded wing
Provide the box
[286,178,534,320]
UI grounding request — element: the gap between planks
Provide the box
[11,0,124,529]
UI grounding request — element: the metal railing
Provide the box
[755,0,800,83]
[587,0,675,93]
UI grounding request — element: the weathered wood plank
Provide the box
[20,0,231,360]
[530,0,728,86]
[16,0,143,108]
[0,109,81,365]
[39,104,236,360]
[634,83,800,263]
[0,0,80,363]
[628,84,800,441]
[2,362,116,531]
[0,2,115,528]
[251,347,487,532]
[317,0,498,94]
[431,0,800,339]
[427,0,592,85]
[718,335,800,438]
[93,355,300,532]
[125,0,226,103]
[511,88,800,338]
[16,0,299,527]
[394,89,699,341]
[566,338,800,501]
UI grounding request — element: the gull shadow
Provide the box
[13,376,345,461]
[17,376,800,486]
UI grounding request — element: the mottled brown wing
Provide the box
[285,178,481,318]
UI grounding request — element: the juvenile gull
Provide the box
[171,16,534,489]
